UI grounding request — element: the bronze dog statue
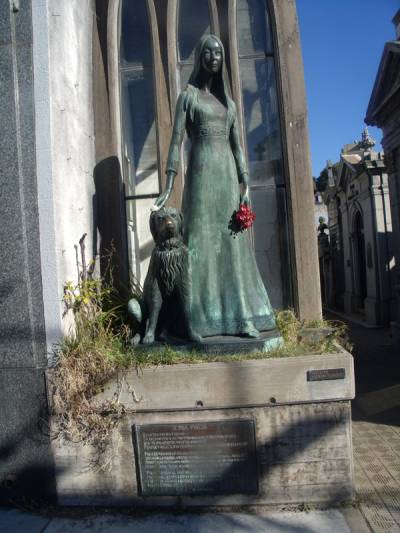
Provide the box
[128,207,202,344]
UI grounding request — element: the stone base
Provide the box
[49,352,355,507]
[135,329,282,355]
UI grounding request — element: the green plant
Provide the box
[276,309,301,346]
[274,309,351,356]
[51,236,134,461]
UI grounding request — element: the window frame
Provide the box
[119,0,169,202]
[229,0,294,307]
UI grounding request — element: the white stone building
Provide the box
[321,130,395,326]
[365,9,400,338]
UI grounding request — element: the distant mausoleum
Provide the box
[365,9,400,338]
[319,129,395,327]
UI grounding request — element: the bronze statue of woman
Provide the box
[155,34,278,340]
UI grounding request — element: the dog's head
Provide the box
[149,207,184,244]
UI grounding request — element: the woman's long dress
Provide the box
[166,86,276,337]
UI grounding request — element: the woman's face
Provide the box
[201,38,223,74]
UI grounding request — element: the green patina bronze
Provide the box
[155,35,278,340]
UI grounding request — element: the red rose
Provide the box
[235,204,256,231]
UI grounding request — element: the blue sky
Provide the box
[296,0,399,177]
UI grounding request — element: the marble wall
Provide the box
[0,0,55,503]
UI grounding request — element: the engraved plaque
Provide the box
[307,368,346,381]
[133,420,258,497]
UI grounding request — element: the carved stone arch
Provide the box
[105,0,172,283]
[94,0,321,318]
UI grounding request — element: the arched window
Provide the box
[232,0,291,308]
[116,0,292,308]
[120,0,159,282]
[120,1,158,198]
[237,0,279,184]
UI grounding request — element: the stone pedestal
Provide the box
[48,351,355,507]
[134,330,282,355]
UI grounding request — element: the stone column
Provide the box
[362,180,379,324]
[367,169,393,325]
[0,0,56,503]
[271,0,322,321]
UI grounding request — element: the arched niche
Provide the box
[97,0,321,318]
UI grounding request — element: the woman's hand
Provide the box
[240,184,250,206]
[154,171,176,209]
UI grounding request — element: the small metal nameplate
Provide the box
[307,368,346,381]
[133,419,258,497]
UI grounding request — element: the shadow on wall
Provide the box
[0,369,58,505]
[93,157,129,297]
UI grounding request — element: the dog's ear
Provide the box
[149,212,157,241]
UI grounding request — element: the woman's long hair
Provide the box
[187,34,235,121]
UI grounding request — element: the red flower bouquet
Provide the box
[235,203,256,231]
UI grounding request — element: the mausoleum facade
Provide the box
[320,130,395,326]
[365,9,400,337]
[0,0,321,502]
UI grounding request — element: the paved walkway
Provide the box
[0,507,368,533]
[341,317,400,532]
